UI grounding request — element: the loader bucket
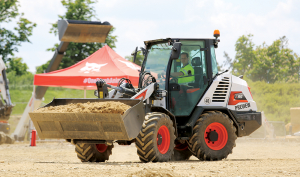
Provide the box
[29,98,145,140]
[57,20,112,43]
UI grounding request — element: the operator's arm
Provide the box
[170,71,184,77]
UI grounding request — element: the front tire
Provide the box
[188,111,237,161]
[136,112,175,162]
[75,143,113,162]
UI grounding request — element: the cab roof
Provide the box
[144,38,214,46]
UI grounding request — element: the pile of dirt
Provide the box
[127,169,178,177]
[33,101,131,115]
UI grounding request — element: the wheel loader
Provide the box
[29,30,262,162]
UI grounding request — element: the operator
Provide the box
[170,52,194,86]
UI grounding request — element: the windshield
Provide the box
[142,43,172,89]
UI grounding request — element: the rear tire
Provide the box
[171,141,192,161]
[5,135,14,144]
[188,111,237,161]
[136,112,175,162]
[75,143,113,162]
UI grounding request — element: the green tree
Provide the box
[232,34,256,76]
[218,51,233,71]
[222,51,233,70]
[35,60,50,74]
[216,61,222,71]
[40,0,117,71]
[232,35,300,83]
[125,51,144,66]
[248,36,300,83]
[6,57,29,75]
[0,0,36,63]
[6,71,33,89]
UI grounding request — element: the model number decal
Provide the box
[235,103,250,110]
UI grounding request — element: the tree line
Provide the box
[219,34,300,122]
[219,34,300,83]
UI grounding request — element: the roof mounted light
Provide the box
[213,30,220,48]
[213,29,220,38]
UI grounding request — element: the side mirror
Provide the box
[131,47,138,63]
[140,47,146,56]
[170,42,182,60]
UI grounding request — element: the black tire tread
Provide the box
[188,111,237,161]
[135,112,175,162]
[75,143,113,162]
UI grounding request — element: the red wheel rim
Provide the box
[157,125,170,154]
[96,144,108,153]
[204,122,228,150]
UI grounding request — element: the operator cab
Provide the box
[140,32,220,117]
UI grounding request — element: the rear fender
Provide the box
[227,75,257,111]
[184,106,261,137]
[184,107,240,137]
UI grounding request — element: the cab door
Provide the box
[168,40,209,116]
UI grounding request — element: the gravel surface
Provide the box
[0,138,300,177]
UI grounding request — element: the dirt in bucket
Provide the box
[33,101,131,115]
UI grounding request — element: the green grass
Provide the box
[10,87,96,115]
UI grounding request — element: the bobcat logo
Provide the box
[119,60,140,70]
[204,97,210,105]
[79,62,108,73]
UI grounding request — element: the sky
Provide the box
[5,0,300,73]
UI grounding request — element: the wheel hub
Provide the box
[157,134,163,145]
[204,122,228,150]
[208,130,218,142]
[157,125,170,154]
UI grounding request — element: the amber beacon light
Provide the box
[214,29,220,38]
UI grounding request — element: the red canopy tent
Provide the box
[34,45,141,90]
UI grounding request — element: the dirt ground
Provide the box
[1,138,300,177]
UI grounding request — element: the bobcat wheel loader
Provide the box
[29,30,261,162]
